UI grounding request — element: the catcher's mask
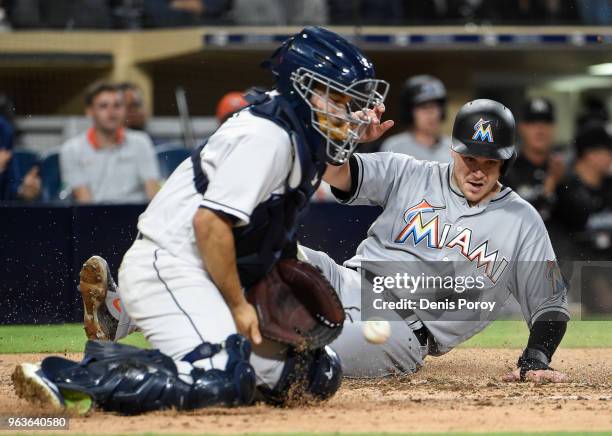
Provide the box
[291,67,389,164]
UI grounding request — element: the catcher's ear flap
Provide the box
[276,259,345,327]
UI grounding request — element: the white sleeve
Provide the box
[511,221,570,327]
[200,129,292,225]
[331,152,419,207]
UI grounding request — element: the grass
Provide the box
[0,321,611,354]
[0,323,149,353]
[460,320,612,348]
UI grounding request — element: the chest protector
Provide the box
[191,90,326,287]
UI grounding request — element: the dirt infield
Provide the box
[1,348,611,434]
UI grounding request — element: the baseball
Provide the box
[362,319,391,344]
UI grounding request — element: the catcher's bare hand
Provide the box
[357,104,394,143]
[231,301,262,345]
[502,368,567,383]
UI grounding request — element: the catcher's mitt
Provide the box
[246,259,344,350]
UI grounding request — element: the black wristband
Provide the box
[330,154,359,202]
[517,348,551,381]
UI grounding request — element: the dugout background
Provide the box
[1,26,612,323]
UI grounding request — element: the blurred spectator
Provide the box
[510,0,578,24]
[118,82,148,131]
[552,122,612,313]
[503,98,564,222]
[403,0,447,25]
[444,0,501,24]
[0,95,16,200]
[232,0,327,25]
[327,0,360,24]
[0,0,11,31]
[215,91,248,124]
[2,0,585,28]
[576,0,612,25]
[112,0,145,30]
[60,82,160,204]
[7,0,113,29]
[555,123,612,233]
[576,96,609,131]
[0,94,40,202]
[444,0,578,25]
[118,82,169,145]
[551,122,612,257]
[328,0,397,25]
[328,0,448,26]
[380,75,451,163]
[142,0,229,27]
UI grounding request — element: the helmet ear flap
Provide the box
[502,150,518,176]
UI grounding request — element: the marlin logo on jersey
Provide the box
[395,199,444,249]
[472,118,494,142]
[394,199,508,283]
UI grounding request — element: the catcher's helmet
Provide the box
[400,75,447,125]
[451,99,517,175]
[262,26,389,164]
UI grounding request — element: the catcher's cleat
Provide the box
[12,363,93,414]
[79,256,118,341]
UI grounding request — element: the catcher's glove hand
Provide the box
[246,259,344,350]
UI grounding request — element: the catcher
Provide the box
[12,26,391,414]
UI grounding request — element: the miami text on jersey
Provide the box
[394,199,508,283]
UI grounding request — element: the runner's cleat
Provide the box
[79,255,118,341]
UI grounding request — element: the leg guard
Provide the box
[39,334,256,415]
[257,346,342,405]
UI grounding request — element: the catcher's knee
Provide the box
[40,334,256,415]
[184,334,257,408]
[257,346,342,405]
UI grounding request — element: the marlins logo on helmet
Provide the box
[472,118,494,142]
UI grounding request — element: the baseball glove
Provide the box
[246,259,344,350]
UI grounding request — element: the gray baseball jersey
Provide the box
[332,152,569,353]
[380,131,452,163]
